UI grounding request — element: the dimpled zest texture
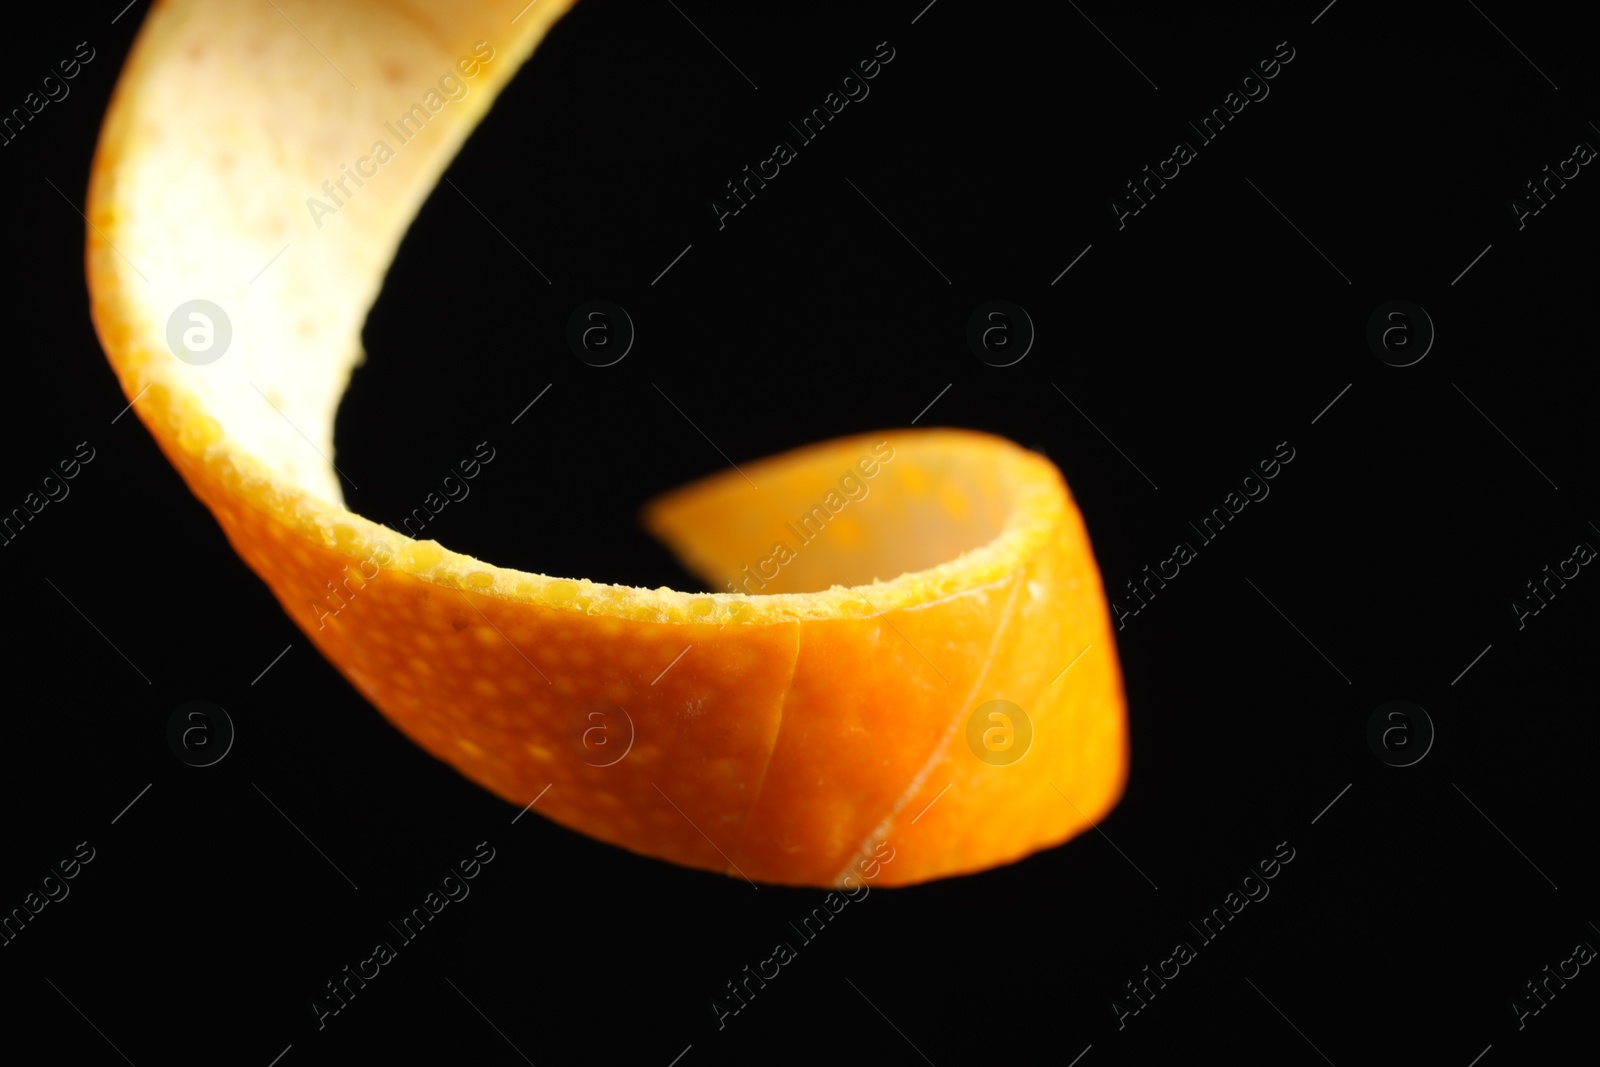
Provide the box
[86,0,1128,886]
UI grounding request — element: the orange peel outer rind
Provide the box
[85,0,1127,886]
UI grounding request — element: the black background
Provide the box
[1,1,1596,1064]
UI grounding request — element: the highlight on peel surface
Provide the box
[86,0,1129,887]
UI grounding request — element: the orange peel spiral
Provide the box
[86,0,1127,886]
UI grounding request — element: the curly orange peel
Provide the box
[87,0,1127,886]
